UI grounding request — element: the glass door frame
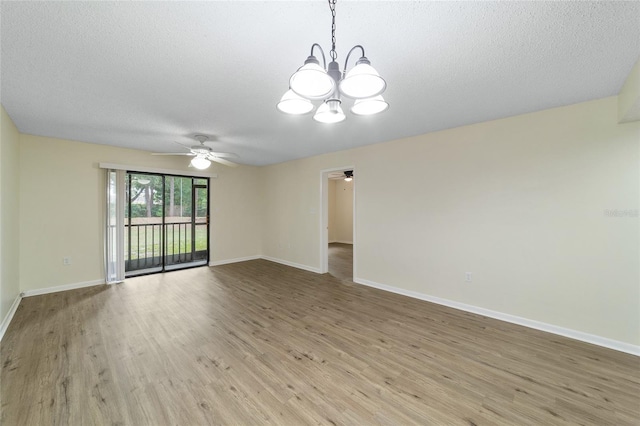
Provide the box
[125,171,210,277]
[192,183,209,260]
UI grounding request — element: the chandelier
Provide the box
[277,0,388,123]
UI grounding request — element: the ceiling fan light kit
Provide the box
[190,156,212,170]
[151,135,239,170]
[277,0,388,123]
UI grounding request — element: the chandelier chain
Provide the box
[329,0,337,61]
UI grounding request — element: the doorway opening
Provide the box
[125,172,209,277]
[320,167,355,281]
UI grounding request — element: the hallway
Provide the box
[328,243,352,281]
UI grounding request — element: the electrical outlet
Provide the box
[465,272,472,282]
[63,257,72,266]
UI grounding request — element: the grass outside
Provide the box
[125,224,207,260]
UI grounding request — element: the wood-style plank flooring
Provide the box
[328,243,353,282]
[1,259,639,425]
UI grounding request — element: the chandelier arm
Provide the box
[310,43,327,69]
[343,45,366,75]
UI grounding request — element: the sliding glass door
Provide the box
[125,172,209,277]
[164,177,209,270]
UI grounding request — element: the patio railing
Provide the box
[125,221,207,272]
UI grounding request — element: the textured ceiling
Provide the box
[1,1,639,166]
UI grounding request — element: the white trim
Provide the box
[354,277,640,356]
[22,279,106,298]
[0,294,22,342]
[262,256,321,274]
[209,255,261,266]
[99,162,218,178]
[352,176,357,280]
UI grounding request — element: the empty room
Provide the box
[1,1,639,424]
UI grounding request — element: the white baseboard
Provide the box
[0,294,22,342]
[209,255,261,267]
[261,256,321,274]
[22,279,106,298]
[354,277,640,357]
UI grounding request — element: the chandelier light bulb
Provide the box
[313,99,346,124]
[190,156,211,170]
[350,95,389,116]
[277,89,314,115]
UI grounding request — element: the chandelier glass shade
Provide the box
[289,58,336,100]
[277,0,387,123]
[338,60,386,99]
[313,99,346,123]
[277,89,314,114]
[350,95,389,116]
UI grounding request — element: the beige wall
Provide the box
[3,95,639,348]
[333,179,353,244]
[618,57,640,123]
[261,151,357,268]
[0,106,21,321]
[18,134,262,292]
[261,96,640,346]
[209,163,262,262]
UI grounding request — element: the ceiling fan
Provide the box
[152,135,239,169]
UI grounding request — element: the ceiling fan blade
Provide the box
[208,157,238,167]
[173,141,192,149]
[151,152,195,156]
[208,152,239,159]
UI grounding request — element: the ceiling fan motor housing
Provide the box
[191,146,211,155]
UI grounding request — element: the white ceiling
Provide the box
[1,1,639,166]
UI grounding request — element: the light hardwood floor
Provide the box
[1,259,638,425]
[328,243,353,282]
